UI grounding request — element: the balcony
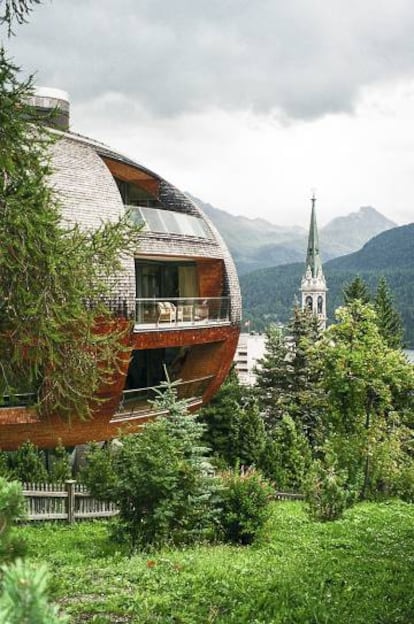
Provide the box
[86,296,230,330]
[135,296,229,328]
[112,375,214,422]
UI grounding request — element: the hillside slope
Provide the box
[241,223,414,345]
[188,193,396,274]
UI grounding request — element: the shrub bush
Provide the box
[79,442,118,501]
[48,440,71,484]
[218,467,273,544]
[111,414,220,549]
[10,441,47,484]
[0,559,67,623]
[305,458,356,522]
[0,477,26,564]
[83,379,220,550]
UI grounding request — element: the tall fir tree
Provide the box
[255,307,322,445]
[343,275,371,305]
[374,277,403,349]
[0,51,138,420]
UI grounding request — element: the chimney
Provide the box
[28,87,70,131]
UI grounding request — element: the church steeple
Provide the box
[301,193,327,328]
[305,193,323,278]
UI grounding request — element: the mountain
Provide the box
[187,193,396,274]
[321,206,397,257]
[240,223,414,346]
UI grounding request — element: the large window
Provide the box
[125,347,190,390]
[135,260,198,299]
[132,206,212,239]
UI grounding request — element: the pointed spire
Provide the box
[305,192,323,278]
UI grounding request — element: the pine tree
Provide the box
[48,440,71,484]
[374,277,403,349]
[236,401,267,467]
[11,441,47,484]
[198,368,248,467]
[343,275,371,305]
[255,308,322,445]
[0,51,138,420]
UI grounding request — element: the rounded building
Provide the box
[0,91,241,450]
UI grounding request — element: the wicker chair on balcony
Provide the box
[157,301,176,324]
[194,300,209,322]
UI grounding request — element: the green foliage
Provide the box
[236,401,267,467]
[0,0,41,34]
[305,456,356,522]
[48,441,71,484]
[0,477,26,564]
[262,415,311,491]
[218,467,273,544]
[343,275,371,305]
[0,559,66,623]
[87,379,220,550]
[80,443,118,501]
[240,223,414,345]
[11,442,47,484]
[0,51,138,421]
[198,368,244,466]
[374,276,403,348]
[313,302,414,501]
[255,307,322,444]
[17,501,414,623]
[0,454,9,479]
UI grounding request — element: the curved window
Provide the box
[305,296,313,311]
[131,206,212,239]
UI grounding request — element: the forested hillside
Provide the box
[241,223,414,345]
[188,193,396,274]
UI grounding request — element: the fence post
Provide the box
[65,480,76,524]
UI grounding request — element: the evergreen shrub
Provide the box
[218,467,273,544]
[305,457,356,522]
[0,477,26,563]
[0,560,67,624]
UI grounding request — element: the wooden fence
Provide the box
[21,481,303,524]
[22,481,118,523]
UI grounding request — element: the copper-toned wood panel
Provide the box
[197,260,224,298]
[0,324,240,450]
[102,157,160,197]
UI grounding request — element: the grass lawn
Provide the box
[19,500,414,623]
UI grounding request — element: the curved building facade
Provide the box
[0,97,241,449]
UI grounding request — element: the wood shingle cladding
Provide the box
[0,127,241,449]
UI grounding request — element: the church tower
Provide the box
[300,193,327,329]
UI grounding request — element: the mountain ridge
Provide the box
[240,222,414,345]
[187,193,396,274]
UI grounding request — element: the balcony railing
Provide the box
[85,296,230,327]
[135,296,229,326]
[113,375,214,421]
[0,392,37,409]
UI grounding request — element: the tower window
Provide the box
[317,295,323,314]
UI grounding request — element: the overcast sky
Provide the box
[3,0,414,226]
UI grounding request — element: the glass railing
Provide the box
[135,296,229,326]
[0,392,37,409]
[113,375,214,420]
[85,296,230,326]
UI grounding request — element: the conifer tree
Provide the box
[0,51,138,420]
[11,441,47,484]
[343,275,371,305]
[374,277,403,349]
[255,308,322,445]
[236,401,267,467]
[198,368,247,467]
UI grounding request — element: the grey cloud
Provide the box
[5,0,414,120]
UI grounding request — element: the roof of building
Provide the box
[305,194,324,278]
